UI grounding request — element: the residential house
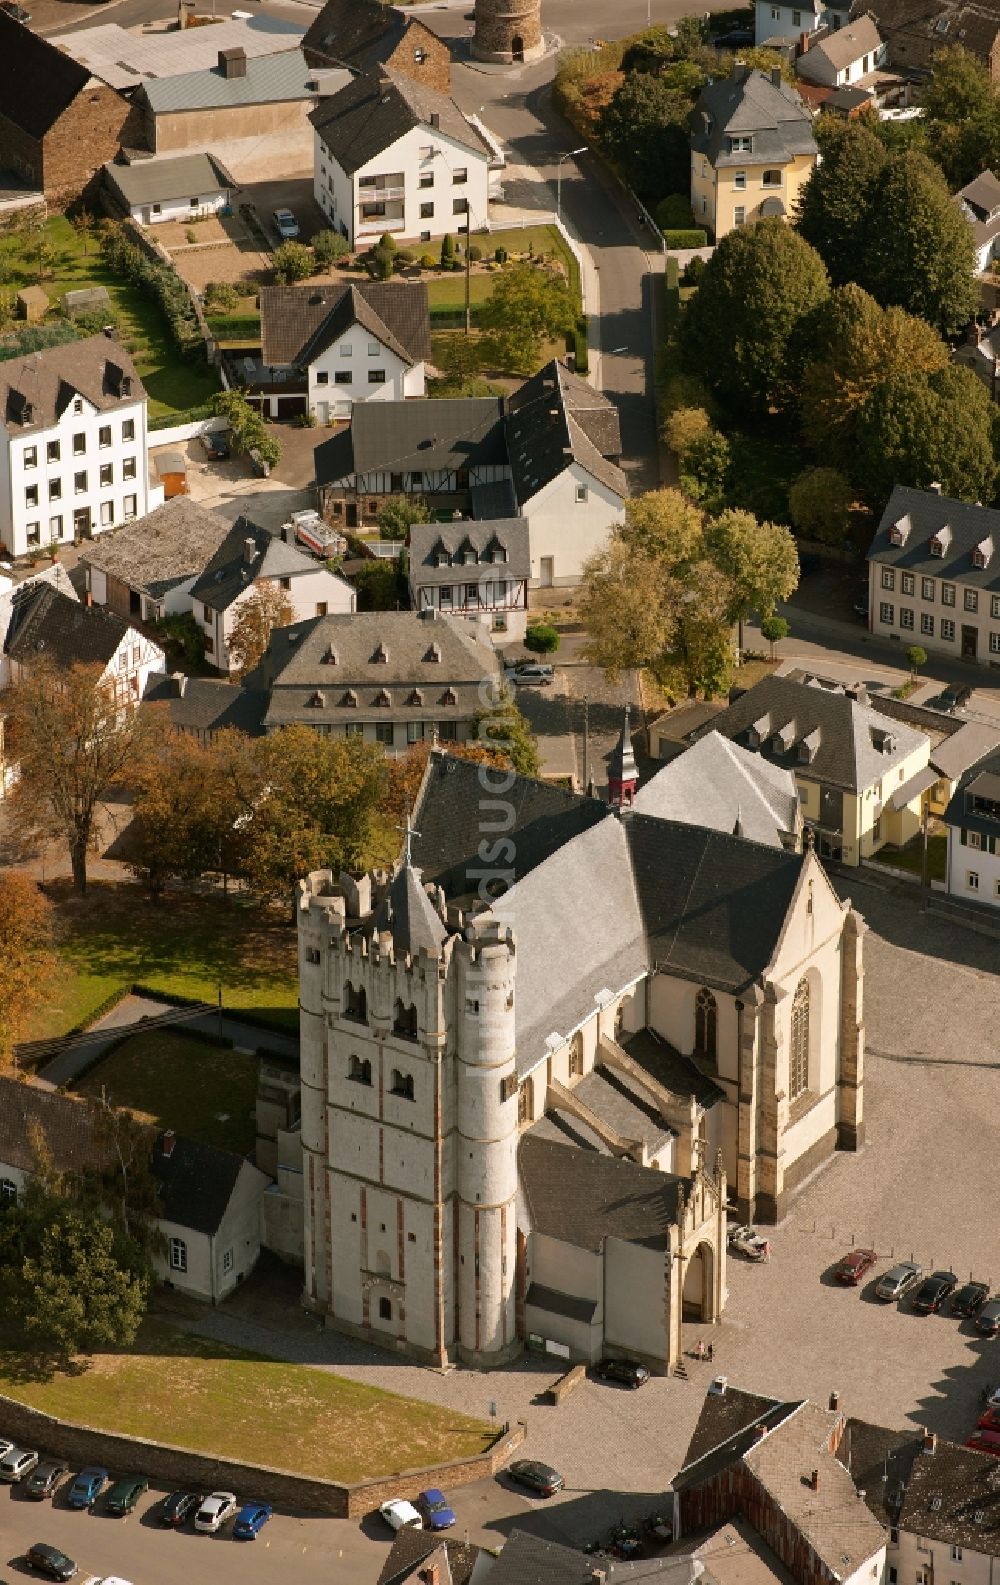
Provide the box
[51,16,304,93]
[408,516,530,641]
[377,1532,483,1585]
[690,63,818,240]
[103,151,234,226]
[316,360,627,589]
[302,0,451,93]
[796,16,887,85]
[0,1080,268,1305]
[755,0,849,45]
[690,673,932,864]
[144,671,267,742]
[954,169,1000,273]
[852,0,1000,79]
[188,517,355,672]
[79,497,233,624]
[0,336,152,559]
[634,729,803,849]
[0,561,76,689]
[942,747,1000,906]
[4,582,165,706]
[0,12,137,206]
[885,1428,1000,1585]
[253,280,432,422]
[249,608,501,747]
[309,68,491,248]
[867,485,1000,666]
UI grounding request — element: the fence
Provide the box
[148,412,229,447]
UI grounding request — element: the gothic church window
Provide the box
[348,1054,372,1086]
[789,978,810,1099]
[391,1070,415,1101]
[393,999,418,1040]
[569,1032,583,1077]
[344,983,367,1022]
[695,988,717,1061]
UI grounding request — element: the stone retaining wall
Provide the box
[0,1394,525,1521]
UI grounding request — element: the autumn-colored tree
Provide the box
[470,687,540,778]
[227,579,296,678]
[383,738,510,828]
[702,508,799,625]
[128,722,249,897]
[0,873,53,1065]
[580,539,680,682]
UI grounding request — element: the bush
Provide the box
[203,280,239,313]
[468,244,483,262]
[396,248,415,265]
[682,255,707,286]
[495,245,508,264]
[420,253,437,269]
[378,231,398,255]
[312,229,349,270]
[99,223,202,360]
[655,194,695,230]
[524,622,560,654]
[662,228,709,248]
[440,233,456,267]
[370,243,394,281]
[272,241,315,284]
[153,610,206,666]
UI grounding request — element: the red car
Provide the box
[977,1409,1000,1434]
[836,1248,877,1285]
[966,1429,1000,1458]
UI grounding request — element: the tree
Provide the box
[227,579,296,679]
[788,467,855,548]
[666,559,736,698]
[797,121,887,287]
[598,70,703,200]
[579,539,680,680]
[906,644,928,678]
[353,559,402,610]
[17,1207,150,1361]
[370,241,395,281]
[863,150,978,333]
[854,363,999,507]
[664,406,711,456]
[8,660,157,894]
[682,219,829,411]
[524,622,560,654]
[920,46,1000,186]
[272,241,315,284]
[128,725,249,897]
[703,508,800,623]
[0,873,53,1065]
[679,427,730,510]
[478,261,576,373]
[621,488,704,562]
[470,687,540,777]
[213,390,281,471]
[70,207,94,258]
[377,497,430,540]
[440,233,455,268]
[312,229,350,271]
[761,614,790,660]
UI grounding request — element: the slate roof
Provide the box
[0,10,92,139]
[835,1417,921,1529]
[504,359,628,504]
[5,584,131,671]
[621,1028,726,1110]
[310,67,490,176]
[798,14,881,72]
[943,745,1000,835]
[897,1435,1000,1552]
[303,0,439,76]
[635,730,801,849]
[691,67,817,168]
[189,517,352,613]
[376,1530,482,1585]
[152,1130,261,1237]
[869,485,1000,590]
[854,0,1000,67]
[260,280,431,369]
[550,1064,676,1153]
[141,48,341,115]
[957,169,1000,252]
[144,673,266,737]
[372,862,448,956]
[0,563,76,654]
[315,396,507,482]
[694,675,927,794]
[928,719,1000,781]
[409,517,530,587]
[0,334,145,436]
[524,1282,598,1324]
[680,1385,794,1473]
[519,1135,689,1252]
[80,499,234,599]
[103,152,233,209]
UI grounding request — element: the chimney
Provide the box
[923,1429,938,1454]
[799,28,810,51]
[928,481,943,494]
[829,1390,840,1412]
[590,1571,608,1584]
[219,46,247,78]
[244,536,256,565]
[810,1469,820,1491]
[171,672,187,698]
[419,1568,440,1585]
[429,110,440,128]
[162,1129,177,1158]
[84,590,93,609]
[771,65,783,86]
[733,58,751,79]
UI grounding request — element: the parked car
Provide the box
[507,1459,565,1497]
[0,2,32,19]
[379,1498,423,1532]
[194,1492,238,1533]
[729,1225,771,1262]
[104,1476,148,1516]
[416,1489,456,1531]
[25,1544,77,1581]
[158,1491,201,1527]
[911,1271,959,1313]
[67,1468,108,1510]
[966,1428,1000,1458]
[504,663,553,686]
[928,684,972,714]
[232,1501,272,1539]
[0,1446,39,1482]
[952,1281,990,1317]
[594,1358,650,1389]
[977,1408,1000,1433]
[200,431,230,462]
[853,587,870,620]
[0,1438,15,1461]
[272,208,300,240]
[835,1248,877,1286]
[24,1463,69,1501]
[875,1262,922,1302]
[978,1301,1000,1337]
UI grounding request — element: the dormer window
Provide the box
[424,643,441,662]
[340,689,358,707]
[747,713,770,749]
[889,515,911,547]
[729,135,753,154]
[972,536,993,569]
[441,687,457,706]
[407,688,423,706]
[798,728,821,763]
[771,722,796,753]
[929,525,951,557]
[322,646,337,664]
[374,688,391,707]
[372,642,388,663]
[308,690,325,708]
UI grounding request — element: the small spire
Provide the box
[396,807,421,869]
[733,802,744,839]
[607,702,639,809]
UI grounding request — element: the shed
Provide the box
[62,286,112,320]
[154,449,189,499]
[16,286,48,323]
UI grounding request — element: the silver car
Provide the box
[875,1261,922,1302]
[0,1445,39,1481]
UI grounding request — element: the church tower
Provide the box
[608,705,639,809]
[472,0,543,64]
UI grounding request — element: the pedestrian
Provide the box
[694,1338,705,1361]
[707,1342,714,1363]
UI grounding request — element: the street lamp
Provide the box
[556,147,586,221]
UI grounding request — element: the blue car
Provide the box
[233,1501,273,1539]
[67,1465,108,1509]
[417,1488,456,1531]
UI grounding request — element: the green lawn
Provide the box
[73,1029,259,1155]
[423,223,583,314]
[0,1320,494,1484]
[873,834,947,883]
[31,882,298,1042]
[425,273,496,311]
[0,216,219,420]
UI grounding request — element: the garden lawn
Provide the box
[31,882,298,1041]
[871,834,947,884]
[0,1321,495,1484]
[0,216,219,420]
[424,274,495,312]
[73,1030,259,1156]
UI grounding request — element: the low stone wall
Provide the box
[547,1363,586,1405]
[0,1394,525,1521]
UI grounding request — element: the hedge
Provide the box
[206,313,262,341]
[99,224,204,360]
[148,401,217,431]
[663,229,708,249]
[573,319,589,375]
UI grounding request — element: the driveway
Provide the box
[240,176,329,245]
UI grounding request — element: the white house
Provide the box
[310,66,491,248]
[955,168,1000,274]
[755,0,849,42]
[942,748,1000,908]
[796,16,886,86]
[4,582,165,705]
[0,335,151,560]
[188,517,355,672]
[103,151,233,226]
[79,497,235,625]
[408,516,530,641]
[253,280,431,422]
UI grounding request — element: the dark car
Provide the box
[104,1474,148,1516]
[507,1459,565,1497]
[66,1467,108,1510]
[929,683,972,713]
[977,1299,1000,1337]
[835,1248,878,1286]
[416,1488,456,1531]
[912,1271,959,1314]
[594,1357,650,1389]
[952,1282,990,1317]
[854,587,870,620]
[159,1490,202,1527]
[200,431,230,462]
[25,1543,77,1581]
[24,1463,69,1501]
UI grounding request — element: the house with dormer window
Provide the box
[867,485,1000,666]
[408,517,530,638]
[690,62,817,240]
[954,169,1000,273]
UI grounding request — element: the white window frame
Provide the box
[169,1237,188,1272]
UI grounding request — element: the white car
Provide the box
[504,663,554,687]
[0,1439,14,1461]
[195,1491,238,1532]
[82,1577,134,1585]
[380,1498,423,1532]
[0,1446,38,1481]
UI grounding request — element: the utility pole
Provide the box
[556,148,587,222]
[583,694,590,793]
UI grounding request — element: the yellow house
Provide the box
[690,63,818,241]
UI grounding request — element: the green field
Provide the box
[0,216,219,420]
[31,882,298,1042]
[73,1029,259,1155]
[0,1321,494,1485]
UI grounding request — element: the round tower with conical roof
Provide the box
[472,0,543,64]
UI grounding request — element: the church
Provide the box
[296,735,866,1372]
